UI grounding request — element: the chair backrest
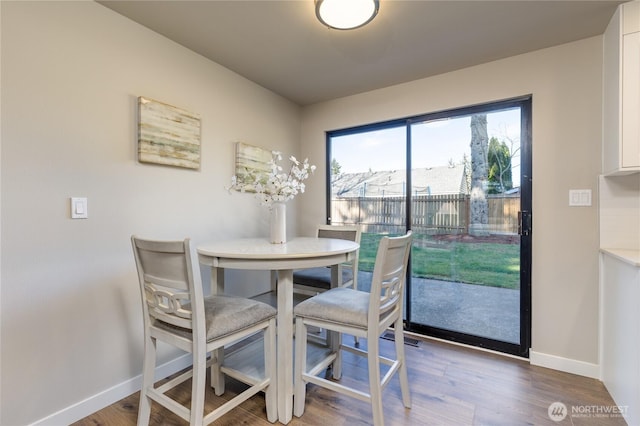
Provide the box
[316,225,361,245]
[131,236,205,334]
[368,231,412,328]
[317,224,362,286]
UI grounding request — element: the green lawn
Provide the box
[358,232,520,290]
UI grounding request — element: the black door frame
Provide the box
[325,96,532,358]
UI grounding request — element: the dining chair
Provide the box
[131,236,277,426]
[293,231,413,426]
[291,224,362,344]
[292,224,362,296]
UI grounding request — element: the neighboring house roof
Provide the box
[332,164,470,197]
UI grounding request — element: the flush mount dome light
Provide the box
[315,0,380,30]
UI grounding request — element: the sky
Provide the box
[331,108,522,187]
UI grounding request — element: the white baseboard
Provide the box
[529,350,600,379]
[418,335,601,379]
[30,353,192,426]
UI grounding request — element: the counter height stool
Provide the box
[292,224,361,296]
[131,236,277,426]
[293,231,412,426]
[293,225,361,343]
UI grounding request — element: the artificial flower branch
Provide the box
[228,151,316,207]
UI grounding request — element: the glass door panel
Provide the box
[408,109,522,344]
[327,98,531,357]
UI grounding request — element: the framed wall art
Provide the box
[138,96,201,169]
[234,142,272,191]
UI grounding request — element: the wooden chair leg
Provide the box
[210,347,225,395]
[191,348,207,426]
[137,335,156,426]
[294,318,308,417]
[368,334,384,426]
[394,321,411,408]
[330,331,342,380]
[353,281,360,347]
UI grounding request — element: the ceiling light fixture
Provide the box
[315,0,380,30]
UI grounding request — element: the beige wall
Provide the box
[0,2,300,424]
[0,1,608,424]
[300,37,603,374]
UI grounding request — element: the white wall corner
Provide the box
[529,350,600,379]
[29,354,192,426]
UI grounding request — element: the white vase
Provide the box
[270,202,286,244]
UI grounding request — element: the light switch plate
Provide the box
[569,189,592,207]
[71,197,88,219]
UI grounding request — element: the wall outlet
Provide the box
[569,189,591,207]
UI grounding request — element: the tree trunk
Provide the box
[469,114,489,236]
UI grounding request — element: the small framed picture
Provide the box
[233,142,272,191]
[138,96,201,169]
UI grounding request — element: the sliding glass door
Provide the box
[327,97,531,357]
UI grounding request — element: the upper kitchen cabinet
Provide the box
[603,0,640,175]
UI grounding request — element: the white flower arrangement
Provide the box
[228,151,316,207]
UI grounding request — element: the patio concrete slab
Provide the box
[356,272,520,344]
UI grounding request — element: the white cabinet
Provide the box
[603,1,640,175]
[600,252,640,426]
[598,173,640,425]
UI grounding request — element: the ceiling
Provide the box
[98,0,624,106]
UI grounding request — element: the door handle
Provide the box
[518,211,531,236]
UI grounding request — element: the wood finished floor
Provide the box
[74,336,625,426]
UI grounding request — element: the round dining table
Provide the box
[197,237,360,424]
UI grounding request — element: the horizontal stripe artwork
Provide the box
[138,97,201,169]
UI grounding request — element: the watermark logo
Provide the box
[547,402,628,422]
[548,402,567,422]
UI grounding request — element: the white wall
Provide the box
[0,1,611,424]
[299,37,603,377]
[0,2,300,425]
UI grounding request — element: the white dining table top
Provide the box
[197,237,359,260]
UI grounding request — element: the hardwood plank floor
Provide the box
[73,336,625,425]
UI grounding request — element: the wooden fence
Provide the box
[331,193,520,235]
